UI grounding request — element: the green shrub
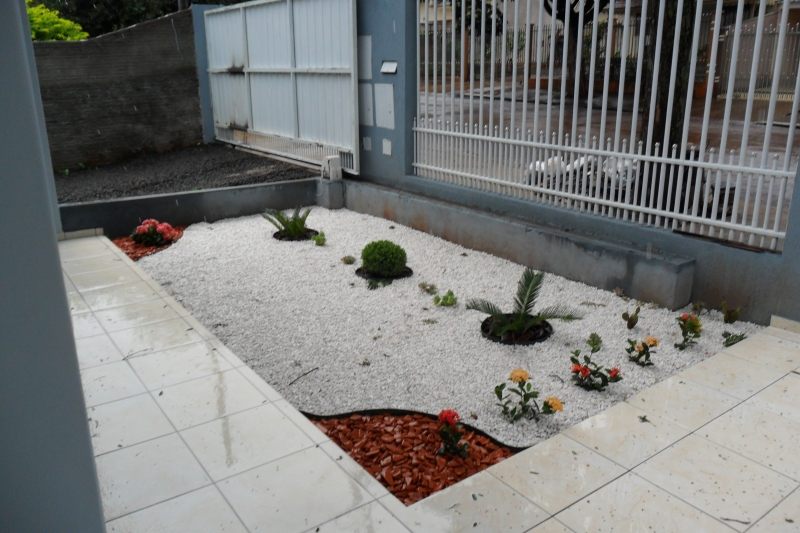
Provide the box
[361,240,407,277]
[342,255,356,265]
[433,290,457,307]
[311,232,326,246]
[27,0,88,41]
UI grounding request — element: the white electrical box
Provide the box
[374,83,395,130]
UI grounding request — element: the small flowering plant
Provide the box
[437,409,469,458]
[626,336,659,366]
[570,354,622,391]
[675,313,702,350]
[131,219,177,246]
[494,368,563,422]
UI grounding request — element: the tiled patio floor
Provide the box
[61,236,800,532]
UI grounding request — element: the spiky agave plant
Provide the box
[262,207,313,240]
[466,268,581,343]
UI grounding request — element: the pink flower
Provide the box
[142,218,160,228]
[135,225,148,235]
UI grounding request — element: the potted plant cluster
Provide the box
[262,207,319,241]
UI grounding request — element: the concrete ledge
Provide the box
[770,315,800,335]
[59,178,317,238]
[344,180,695,310]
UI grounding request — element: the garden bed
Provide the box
[138,208,763,448]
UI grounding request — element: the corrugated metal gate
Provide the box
[204,0,359,173]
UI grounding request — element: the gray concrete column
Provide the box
[0,1,106,531]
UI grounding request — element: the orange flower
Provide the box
[635,342,645,353]
[509,368,530,384]
[544,397,563,412]
[644,336,659,347]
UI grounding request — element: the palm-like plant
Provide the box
[466,268,581,343]
[262,207,313,240]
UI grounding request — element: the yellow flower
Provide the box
[635,342,645,353]
[644,336,659,347]
[509,368,530,384]
[544,397,563,412]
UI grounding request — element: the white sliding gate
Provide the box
[205,0,359,173]
[415,0,800,251]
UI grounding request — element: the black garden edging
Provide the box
[480,315,554,346]
[273,229,319,241]
[354,266,414,281]
[301,407,529,453]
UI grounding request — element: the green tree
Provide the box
[27,0,88,41]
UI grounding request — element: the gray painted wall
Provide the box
[0,1,106,531]
[355,0,417,180]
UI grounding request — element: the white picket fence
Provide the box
[414,0,800,250]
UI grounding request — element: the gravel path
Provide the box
[139,208,762,447]
[56,143,316,204]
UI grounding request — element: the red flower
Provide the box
[609,368,621,379]
[438,409,460,425]
[135,225,148,235]
[142,218,160,228]
[571,363,582,374]
[156,223,175,241]
[681,314,690,321]
[579,366,591,378]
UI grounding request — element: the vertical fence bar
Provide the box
[520,0,533,133]
[509,0,520,133]
[613,0,632,153]
[558,2,571,145]
[478,0,487,133]
[545,1,559,145]
[571,0,585,147]
[459,0,466,125]
[759,2,790,171]
[424,0,430,125]
[598,0,615,162]
[499,0,509,133]
[488,0,498,135]
[432,0,438,123]
[584,0,600,158]
[533,0,545,143]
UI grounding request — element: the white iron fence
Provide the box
[414,0,800,251]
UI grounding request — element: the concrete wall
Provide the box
[0,0,106,530]
[34,10,202,171]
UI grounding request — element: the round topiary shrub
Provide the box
[361,240,407,277]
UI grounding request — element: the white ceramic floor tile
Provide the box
[155,369,267,430]
[62,253,126,275]
[765,324,800,343]
[274,399,330,444]
[105,485,247,533]
[59,238,113,261]
[109,317,203,357]
[182,314,216,340]
[634,434,798,531]
[95,434,211,521]
[723,333,800,373]
[320,440,390,499]
[93,298,181,332]
[70,312,106,339]
[81,361,147,407]
[678,353,785,401]
[88,393,174,456]
[70,267,142,292]
[75,334,125,369]
[68,292,89,314]
[490,434,626,515]
[128,341,233,391]
[236,364,282,401]
[181,403,315,481]
[748,487,800,532]
[63,275,78,295]
[81,281,161,312]
[313,501,410,533]
[405,470,549,533]
[208,338,247,368]
[701,403,800,481]
[525,519,575,533]
[627,375,741,431]
[747,374,800,424]
[558,473,732,533]
[219,446,372,533]
[564,402,690,469]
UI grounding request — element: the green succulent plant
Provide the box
[262,207,313,240]
[466,268,580,341]
[622,306,640,329]
[434,290,457,307]
[311,231,326,246]
[721,301,740,324]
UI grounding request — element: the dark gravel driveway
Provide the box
[56,143,317,204]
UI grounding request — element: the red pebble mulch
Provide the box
[112,226,185,261]
[311,412,516,506]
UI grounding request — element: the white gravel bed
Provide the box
[139,208,763,447]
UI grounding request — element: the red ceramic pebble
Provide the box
[310,413,516,505]
[112,226,185,261]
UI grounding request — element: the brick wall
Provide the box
[34,10,202,170]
